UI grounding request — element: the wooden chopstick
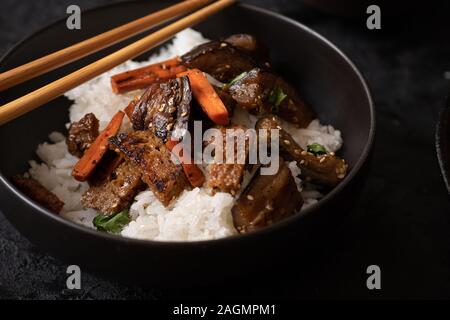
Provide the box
[0,0,214,92]
[0,0,236,125]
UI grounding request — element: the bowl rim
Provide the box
[0,0,376,248]
[436,96,450,194]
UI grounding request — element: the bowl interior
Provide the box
[0,1,373,230]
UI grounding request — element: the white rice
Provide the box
[26,28,343,241]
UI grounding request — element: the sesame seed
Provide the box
[330,152,335,156]
[265,204,273,211]
[220,42,227,47]
[284,140,291,145]
[337,174,345,179]
[300,160,305,165]
[247,195,254,201]
[301,151,308,156]
[181,111,188,117]
[320,157,326,163]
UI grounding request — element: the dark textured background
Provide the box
[1,0,450,300]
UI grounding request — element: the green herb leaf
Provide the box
[268,86,288,113]
[307,143,327,156]
[93,209,131,234]
[223,72,248,90]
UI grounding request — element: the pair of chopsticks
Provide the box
[0,0,236,125]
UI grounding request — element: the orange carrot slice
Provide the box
[72,111,125,181]
[124,99,137,121]
[177,68,229,125]
[166,139,205,188]
[111,57,186,94]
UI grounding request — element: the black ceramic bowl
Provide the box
[436,97,450,194]
[0,1,375,286]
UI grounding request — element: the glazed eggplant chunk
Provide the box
[229,68,314,128]
[66,113,99,157]
[181,40,258,83]
[82,161,144,215]
[232,159,303,233]
[131,76,191,141]
[224,34,270,63]
[256,115,347,186]
[109,130,189,207]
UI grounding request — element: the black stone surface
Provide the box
[1,0,450,299]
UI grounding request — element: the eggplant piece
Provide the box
[232,159,303,233]
[109,131,189,207]
[66,113,99,158]
[229,68,314,128]
[131,76,191,141]
[181,41,257,83]
[224,34,270,64]
[256,115,347,186]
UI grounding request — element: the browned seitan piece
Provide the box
[66,113,99,157]
[81,160,144,215]
[231,159,303,233]
[109,130,189,207]
[12,176,64,213]
[205,125,250,196]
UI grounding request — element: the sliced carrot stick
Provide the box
[72,111,125,182]
[166,139,205,188]
[124,99,137,120]
[111,57,187,94]
[177,68,229,125]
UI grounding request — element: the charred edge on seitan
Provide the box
[81,160,144,215]
[109,131,189,207]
